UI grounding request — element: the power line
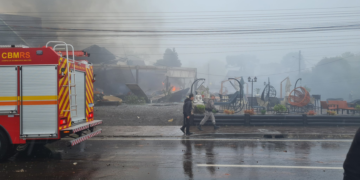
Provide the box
[3,6,360,14]
[1,23,360,35]
[4,11,360,19]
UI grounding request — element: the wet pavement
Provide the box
[94,105,184,126]
[0,137,351,180]
[99,125,358,139]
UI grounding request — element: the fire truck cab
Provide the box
[0,41,102,160]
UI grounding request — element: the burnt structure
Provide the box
[93,64,197,99]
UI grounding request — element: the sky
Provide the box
[1,0,360,97]
[156,0,360,64]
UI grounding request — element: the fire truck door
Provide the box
[21,66,58,138]
[0,67,17,113]
[71,71,86,123]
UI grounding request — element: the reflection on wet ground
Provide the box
[0,138,350,180]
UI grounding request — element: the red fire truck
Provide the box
[0,41,102,160]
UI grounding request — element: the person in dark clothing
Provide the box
[181,94,194,135]
[343,127,360,180]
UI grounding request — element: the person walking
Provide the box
[181,94,194,135]
[197,95,219,131]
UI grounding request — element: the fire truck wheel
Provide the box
[0,130,10,161]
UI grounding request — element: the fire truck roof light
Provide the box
[0,45,29,48]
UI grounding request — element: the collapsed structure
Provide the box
[92,63,197,102]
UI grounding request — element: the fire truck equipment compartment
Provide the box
[0,67,17,113]
[21,66,58,138]
[71,71,86,123]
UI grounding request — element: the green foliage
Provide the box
[355,105,360,110]
[194,105,205,114]
[260,109,266,115]
[274,104,287,113]
[124,95,145,104]
[327,110,336,115]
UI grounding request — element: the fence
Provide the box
[193,114,360,126]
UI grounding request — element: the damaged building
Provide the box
[79,45,197,102]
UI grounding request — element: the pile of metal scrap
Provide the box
[94,91,122,106]
[155,88,190,103]
[126,84,150,103]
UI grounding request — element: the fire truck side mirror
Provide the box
[92,74,96,83]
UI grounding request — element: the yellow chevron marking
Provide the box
[59,78,68,96]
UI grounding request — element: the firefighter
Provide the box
[181,94,194,135]
[197,94,219,131]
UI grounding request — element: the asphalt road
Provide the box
[94,104,184,126]
[0,137,351,180]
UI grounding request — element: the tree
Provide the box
[303,56,351,99]
[154,48,181,67]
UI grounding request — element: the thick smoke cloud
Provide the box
[0,0,161,63]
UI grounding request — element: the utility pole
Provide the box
[248,77,257,109]
[299,50,301,76]
[207,63,210,88]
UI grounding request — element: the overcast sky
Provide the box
[157,0,360,65]
[1,0,360,84]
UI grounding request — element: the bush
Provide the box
[307,110,316,115]
[224,109,235,115]
[124,95,145,104]
[356,105,360,111]
[260,109,266,115]
[244,109,255,115]
[274,104,287,113]
[327,110,336,115]
[194,105,205,114]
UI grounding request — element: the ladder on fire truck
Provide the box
[46,41,78,118]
